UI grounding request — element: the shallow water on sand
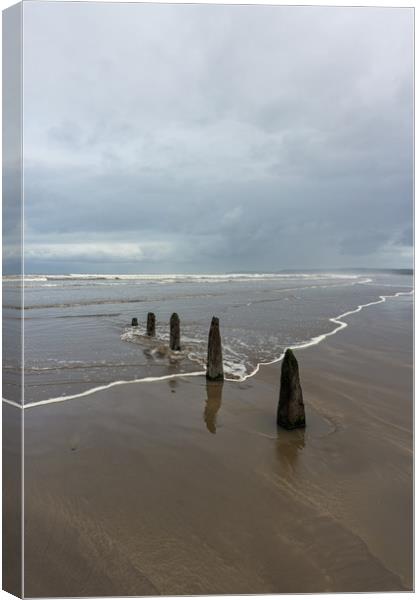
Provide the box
[3,270,412,404]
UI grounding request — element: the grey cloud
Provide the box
[21,3,413,273]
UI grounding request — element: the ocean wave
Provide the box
[4,272,363,286]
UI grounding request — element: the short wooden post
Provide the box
[131,317,138,327]
[277,349,306,429]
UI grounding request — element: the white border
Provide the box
[0,2,415,600]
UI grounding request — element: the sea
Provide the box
[2,270,413,405]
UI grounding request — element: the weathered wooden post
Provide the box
[206,316,224,381]
[131,318,138,327]
[170,313,181,351]
[277,349,306,429]
[147,312,156,337]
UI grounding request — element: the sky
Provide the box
[17,2,414,274]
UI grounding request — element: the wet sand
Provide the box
[23,294,413,596]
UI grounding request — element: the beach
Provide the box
[3,0,413,595]
[22,291,413,596]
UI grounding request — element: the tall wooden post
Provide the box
[206,316,224,381]
[170,313,181,351]
[147,312,156,337]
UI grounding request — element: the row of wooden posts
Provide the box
[131,313,305,430]
[132,312,182,352]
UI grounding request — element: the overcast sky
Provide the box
[21,2,413,274]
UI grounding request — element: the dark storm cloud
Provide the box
[22,3,413,273]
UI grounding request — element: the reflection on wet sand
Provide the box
[275,427,306,472]
[22,295,413,595]
[168,378,178,393]
[204,382,223,433]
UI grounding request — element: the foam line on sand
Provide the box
[3,289,412,410]
[229,289,414,383]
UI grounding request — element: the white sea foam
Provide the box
[54,273,362,281]
[4,288,412,411]
[227,289,414,383]
[20,371,206,409]
[223,360,248,379]
[2,398,23,408]
[3,276,48,283]
[4,272,365,285]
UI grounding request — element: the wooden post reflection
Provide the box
[204,381,223,434]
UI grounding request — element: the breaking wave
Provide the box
[4,272,361,286]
